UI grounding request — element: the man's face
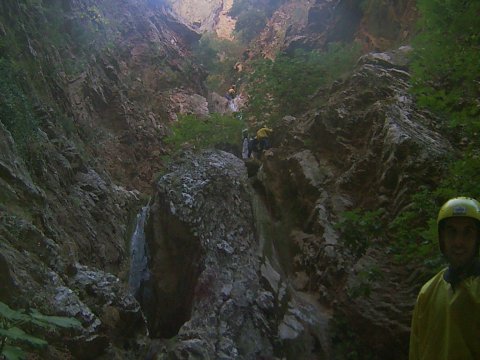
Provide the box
[442,217,478,269]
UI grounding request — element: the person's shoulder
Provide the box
[419,268,447,295]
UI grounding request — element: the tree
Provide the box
[411,0,480,139]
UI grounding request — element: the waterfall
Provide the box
[228,98,238,112]
[128,205,150,300]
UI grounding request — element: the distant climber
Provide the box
[409,197,480,360]
[256,124,273,152]
[242,129,249,159]
[226,85,236,100]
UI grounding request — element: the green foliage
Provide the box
[439,153,480,197]
[246,43,361,122]
[338,191,438,273]
[341,155,480,274]
[193,34,244,92]
[388,153,480,271]
[388,0,480,274]
[0,29,21,59]
[0,301,82,360]
[0,59,39,156]
[387,189,439,267]
[335,209,384,258]
[165,113,245,152]
[411,0,480,141]
[66,2,111,52]
[79,5,110,28]
[347,265,384,299]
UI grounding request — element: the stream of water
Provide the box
[128,205,151,300]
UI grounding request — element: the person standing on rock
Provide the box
[241,129,249,159]
[409,197,480,360]
[256,124,273,152]
[227,85,236,100]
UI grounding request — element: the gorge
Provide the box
[0,0,476,359]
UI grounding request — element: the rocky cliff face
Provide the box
[249,0,417,60]
[0,0,446,359]
[164,0,236,39]
[131,46,451,359]
[64,0,206,191]
[0,0,212,357]
[254,46,451,358]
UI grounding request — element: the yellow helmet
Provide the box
[437,197,480,253]
[437,197,480,224]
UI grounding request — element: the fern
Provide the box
[0,301,82,360]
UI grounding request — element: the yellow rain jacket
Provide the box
[409,267,480,360]
[256,127,272,139]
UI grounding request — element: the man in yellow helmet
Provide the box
[256,124,273,152]
[409,197,480,360]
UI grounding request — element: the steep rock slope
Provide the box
[254,46,451,358]
[0,1,441,359]
[0,0,208,357]
[136,47,452,359]
[63,0,206,190]
[248,0,417,60]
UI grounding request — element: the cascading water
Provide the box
[128,205,151,303]
[228,98,239,112]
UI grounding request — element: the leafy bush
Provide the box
[0,301,81,360]
[353,0,480,273]
[165,113,245,152]
[339,154,480,272]
[193,34,244,92]
[347,265,384,299]
[411,0,480,142]
[335,190,439,273]
[245,43,361,122]
[334,209,384,258]
[387,189,440,268]
[387,154,480,271]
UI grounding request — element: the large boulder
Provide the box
[145,150,331,359]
